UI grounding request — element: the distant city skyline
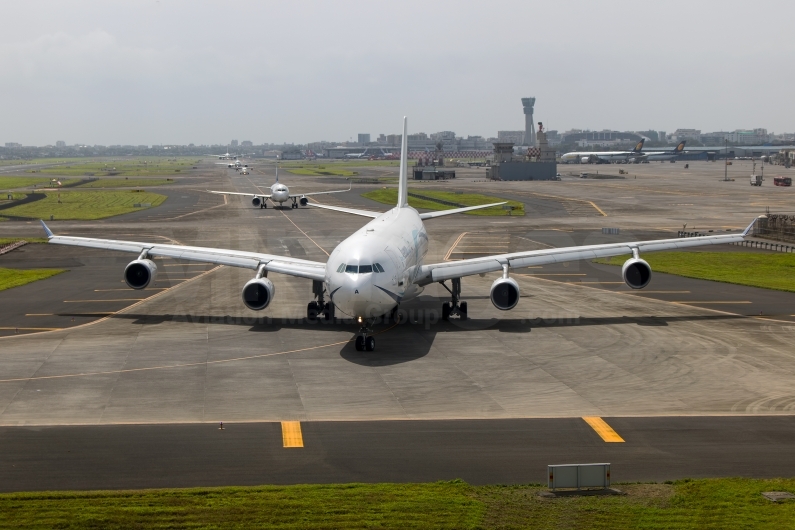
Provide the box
[1,1,793,145]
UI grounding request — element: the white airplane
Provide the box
[640,141,687,162]
[218,159,247,169]
[560,139,646,164]
[207,168,351,209]
[39,117,755,352]
[207,150,236,160]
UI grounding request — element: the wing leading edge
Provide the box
[40,221,326,281]
[416,219,757,285]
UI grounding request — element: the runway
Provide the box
[0,159,794,491]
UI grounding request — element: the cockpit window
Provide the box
[374,263,385,273]
[336,263,346,273]
[359,265,373,274]
[345,265,358,274]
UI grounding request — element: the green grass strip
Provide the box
[595,251,795,293]
[0,238,48,245]
[0,268,65,291]
[363,188,524,216]
[75,178,174,188]
[0,482,483,529]
[0,177,79,190]
[0,190,167,220]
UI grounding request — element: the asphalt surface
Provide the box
[2,416,795,492]
[0,159,794,492]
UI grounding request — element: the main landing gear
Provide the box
[306,280,334,322]
[290,197,299,209]
[260,201,267,209]
[439,277,467,321]
[355,321,375,352]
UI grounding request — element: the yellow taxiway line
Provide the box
[583,417,625,443]
[281,421,304,448]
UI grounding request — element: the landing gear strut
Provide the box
[439,277,467,321]
[355,320,375,351]
[306,280,334,322]
[291,197,298,209]
[260,201,267,209]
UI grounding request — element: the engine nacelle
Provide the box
[622,257,652,289]
[241,277,275,311]
[124,259,157,290]
[490,277,520,311]
[299,197,308,206]
[581,156,591,164]
[252,196,262,207]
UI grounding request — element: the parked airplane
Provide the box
[40,118,755,352]
[640,141,687,162]
[560,139,645,164]
[207,168,351,209]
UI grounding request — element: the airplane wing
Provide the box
[289,181,352,199]
[414,220,755,285]
[207,190,271,198]
[305,202,381,218]
[40,221,325,281]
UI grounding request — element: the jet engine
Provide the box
[580,156,591,164]
[299,197,308,206]
[252,197,262,207]
[622,257,652,289]
[490,277,520,310]
[241,277,275,311]
[124,259,157,290]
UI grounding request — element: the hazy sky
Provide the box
[2,0,793,145]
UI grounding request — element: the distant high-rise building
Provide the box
[522,97,536,145]
[230,139,239,147]
[498,131,525,145]
[658,131,667,144]
[241,140,253,147]
[4,142,21,148]
[358,133,371,145]
[55,140,66,147]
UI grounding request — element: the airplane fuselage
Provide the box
[325,206,428,319]
[270,182,290,204]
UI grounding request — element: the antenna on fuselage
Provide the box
[397,116,408,208]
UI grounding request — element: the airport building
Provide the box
[487,125,557,181]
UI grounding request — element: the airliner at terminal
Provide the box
[40,118,755,351]
[559,139,646,164]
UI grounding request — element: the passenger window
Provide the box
[336,264,346,273]
[345,265,358,273]
[359,265,373,274]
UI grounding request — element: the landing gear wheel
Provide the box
[263,202,267,209]
[442,302,451,321]
[307,302,318,322]
[323,303,334,321]
[355,336,365,351]
[365,336,375,351]
[459,302,468,321]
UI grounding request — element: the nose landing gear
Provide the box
[440,277,467,321]
[355,322,375,351]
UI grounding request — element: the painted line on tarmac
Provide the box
[582,417,625,443]
[281,421,304,448]
[0,320,401,383]
[63,299,146,303]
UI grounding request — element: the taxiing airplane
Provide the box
[40,117,756,352]
[208,168,351,209]
[560,139,646,164]
[207,149,237,160]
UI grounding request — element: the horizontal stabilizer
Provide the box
[419,202,506,220]
[305,202,381,218]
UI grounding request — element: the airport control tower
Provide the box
[522,97,536,146]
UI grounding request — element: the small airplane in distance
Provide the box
[560,139,646,164]
[206,149,237,160]
[208,168,351,209]
[640,141,687,162]
[218,159,248,169]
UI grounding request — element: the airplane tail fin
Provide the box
[633,138,645,152]
[275,166,279,182]
[674,141,686,153]
[397,116,408,208]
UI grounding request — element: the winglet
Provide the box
[397,116,408,208]
[40,220,54,239]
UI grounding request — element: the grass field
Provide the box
[34,159,199,177]
[0,478,793,529]
[0,191,167,220]
[0,238,48,245]
[363,188,524,216]
[0,158,85,167]
[75,178,174,188]
[595,251,795,292]
[286,168,358,177]
[0,268,65,292]
[0,177,80,190]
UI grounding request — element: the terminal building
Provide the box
[487,123,557,181]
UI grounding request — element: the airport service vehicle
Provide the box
[560,139,645,164]
[208,168,351,209]
[774,176,792,187]
[39,118,757,352]
[750,174,764,186]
